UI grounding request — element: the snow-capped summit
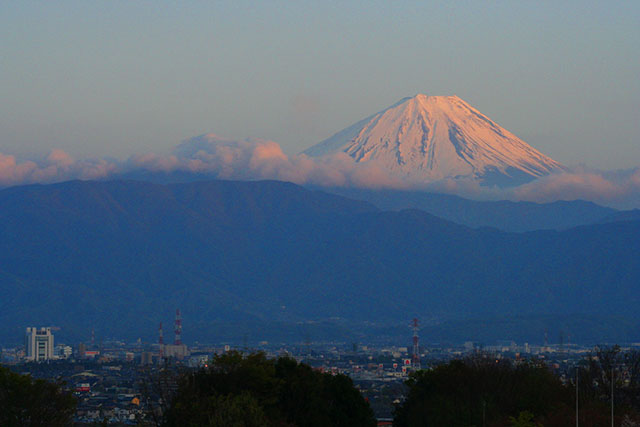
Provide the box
[304,94,565,186]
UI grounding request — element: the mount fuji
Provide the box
[304,94,566,186]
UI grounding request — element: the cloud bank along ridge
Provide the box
[1,134,639,209]
[0,149,118,186]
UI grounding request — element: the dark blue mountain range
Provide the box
[1,179,638,346]
[316,187,617,232]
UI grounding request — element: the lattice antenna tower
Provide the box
[411,318,421,370]
[174,309,182,345]
[158,322,164,358]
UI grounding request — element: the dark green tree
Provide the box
[508,411,541,427]
[574,346,640,425]
[0,365,76,426]
[162,351,376,427]
[393,355,573,427]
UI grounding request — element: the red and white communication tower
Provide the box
[411,318,421,370]
[174,309,182,346]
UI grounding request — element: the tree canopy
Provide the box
[0,364,76,427]
[575,346,640,425]
[393,356,574,427]
[162,351,376,427]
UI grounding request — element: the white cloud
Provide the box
[508,168,640,209]
[0,150,117,186]
[1,136,640,209]
[0,153,39,184]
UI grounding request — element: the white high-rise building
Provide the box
[25,327,54,361]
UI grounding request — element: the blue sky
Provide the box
[1,1,639,169]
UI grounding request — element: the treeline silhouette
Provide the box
[394,346,640,426]
[4,346,640,426]
[0,365,76,426]
[157,351,376,426]
[156,348,640,426]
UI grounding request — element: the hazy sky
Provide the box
[1,1,639,169]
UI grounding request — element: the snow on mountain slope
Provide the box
[304,94,566,186]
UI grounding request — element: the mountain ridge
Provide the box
[314,186,617,232]
[1,179,639,345]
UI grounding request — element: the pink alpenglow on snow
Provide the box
[304,94,566,186]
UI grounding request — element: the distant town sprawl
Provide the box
[2,318,635,424]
